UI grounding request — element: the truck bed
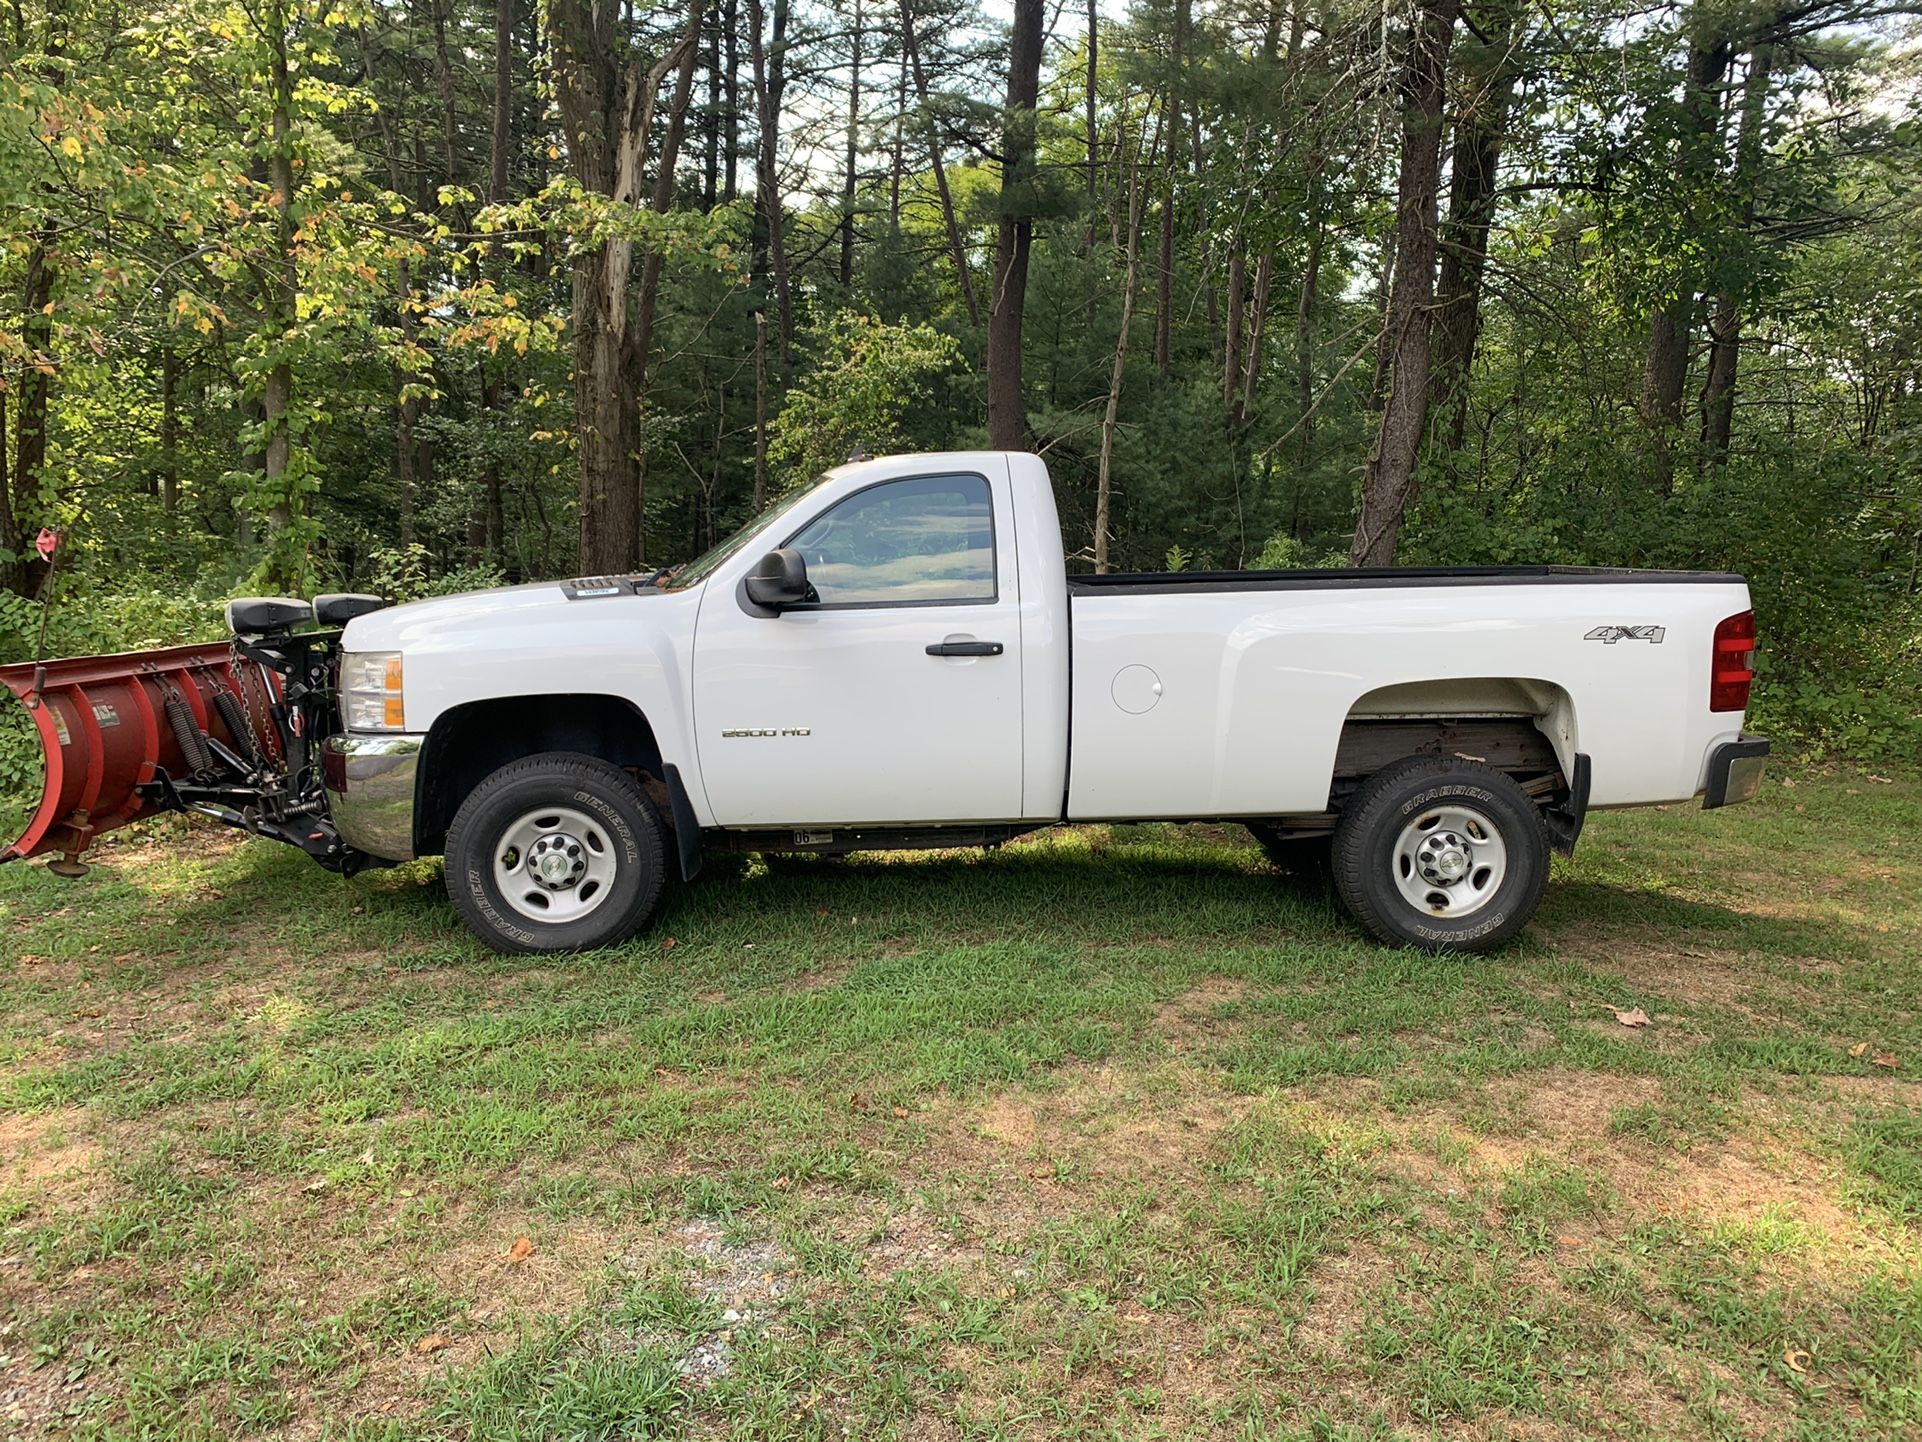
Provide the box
[1064,566,1754,819]
[1068,565,1747,594]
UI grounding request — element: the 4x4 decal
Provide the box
[1584,624,1666,644]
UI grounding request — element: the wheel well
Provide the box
[1262,680,1580,844]
[1338,678,1576,786]
[414,695,664,856]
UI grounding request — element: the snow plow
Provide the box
[0,595,386,877]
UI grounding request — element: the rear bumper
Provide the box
[1702,736,1770,809]
[322,733,423,860]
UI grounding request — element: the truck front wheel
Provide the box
[1331,757,1549,953]
[445,752,667,955]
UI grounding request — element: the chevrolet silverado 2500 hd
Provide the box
[0,451,1768,954]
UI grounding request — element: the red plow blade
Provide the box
[0,643,276,870]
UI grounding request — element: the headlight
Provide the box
[342,651,405,731]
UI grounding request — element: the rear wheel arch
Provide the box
[414,694,665,856]
[1337,677,1579,785]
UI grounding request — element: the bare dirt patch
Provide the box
[1290,1238,1394,1359]
[1153,977,1252,1051]
[0,1108,97,1191]
[1553,936,1833,1018]
[952,1061,1257,1189]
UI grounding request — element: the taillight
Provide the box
[1710,610,1755,712]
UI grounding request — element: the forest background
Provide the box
[1,0,1919,809]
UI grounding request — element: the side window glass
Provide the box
[787,474,996,606]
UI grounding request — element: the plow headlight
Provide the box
[343,651,406,731]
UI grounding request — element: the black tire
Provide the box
[1246,824,1333,885]
[1330,756,1549,953]
[445,752,667,955]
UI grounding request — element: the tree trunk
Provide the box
[261,0,299,572]
[1239,250,1272,423]
[1153,0,1189,377]
[840,0,862,287]
[889,33,905,229]
[550,0,698,571]
[1222,247,1245,419]
[901,0,978,327]
[475,0,516,562]
[754,308,769,508]
[492,0,513,202]
[747,0,793,361]
[1351,0,1460,567]
[1430,0,1520,452]
[633,0,706,563]
[1701,44,1772,465]
[1294,170,1324,468]
[723,0,740,202]
[1096,110,1155,574]
[985,0,1044,449]
[3,242,54,599]
[1640,32,1729,493]
[1084,0,1098,227]
[159,340,180,514]
[429,0,462,204]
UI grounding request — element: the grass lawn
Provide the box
[1,766,1918,1440]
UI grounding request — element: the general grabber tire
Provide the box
[445,752,667,955]
[1331,756,1550,954]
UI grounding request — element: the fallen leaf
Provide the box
[507,1235,534,1264]
[413,1333,454,1355]
[1614,1007,1651,1028]
[1783,1347,1810,1374]
[1872,1053,1899,1070]
[891,1105,909,1118]
[1850,1042,1870,1058]
[302,1177,330,1194]
[772,1176,791,1191]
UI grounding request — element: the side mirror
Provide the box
[744,547,814,611]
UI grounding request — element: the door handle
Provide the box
[926,640,1004,657]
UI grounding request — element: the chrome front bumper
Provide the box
[322,733,423,860]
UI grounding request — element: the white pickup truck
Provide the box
[0,451,1768,954]
[310,450,1767,954]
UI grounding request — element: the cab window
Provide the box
[786,474,995,606]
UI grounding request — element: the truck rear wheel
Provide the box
[445,752,666,955]
[1331,756,1548,953]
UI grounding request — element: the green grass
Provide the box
[0,767,1917,1439]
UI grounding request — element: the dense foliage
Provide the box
[1,0,1919,765]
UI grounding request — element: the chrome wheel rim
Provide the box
[492,804,618,923]
[1392,804,1507,919]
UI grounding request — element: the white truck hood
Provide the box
[341,576,666,653]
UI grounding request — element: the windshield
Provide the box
[661,475,829,591]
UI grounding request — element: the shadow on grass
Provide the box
[1538,877,1870,959]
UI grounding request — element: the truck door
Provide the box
[692,467,1026,827]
